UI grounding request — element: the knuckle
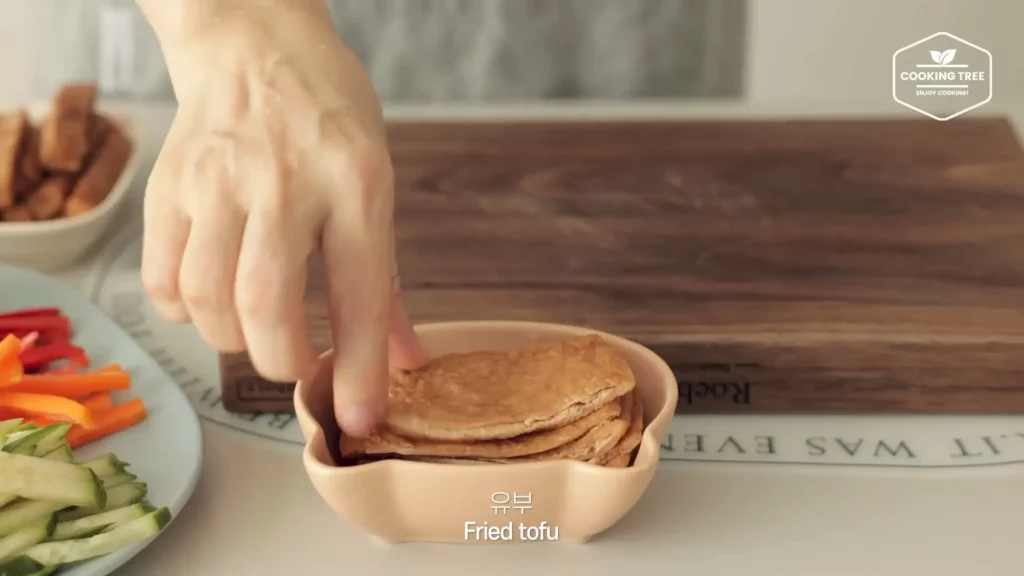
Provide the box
[212,334,247,354]
[258,181,291,213]
[178,272,221,311]
[234,269,275,317]
[179,133,241,209]
[146,147,182,189]
[141,266,180,303]
[355,149,394,189]
[248,347,303,382]
[197,327,243,353]
[251,360,298,383]
[327,143,393,193]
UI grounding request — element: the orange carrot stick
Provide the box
[0,392,92,427]
[0,334,23,384]
[66,398,147,449]
[6,370,130,396]
[0,334,21,358]
[44,363,122,376]
[80,392,113,411]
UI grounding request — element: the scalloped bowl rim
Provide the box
[296,320,678,477]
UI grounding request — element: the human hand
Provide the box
[137,0,428,437]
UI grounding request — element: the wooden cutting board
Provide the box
[220,116,1024,415]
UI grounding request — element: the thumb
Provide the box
[387,275,429,370]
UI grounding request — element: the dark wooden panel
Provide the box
[221,117,1024,415]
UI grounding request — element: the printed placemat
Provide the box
[85,214,1024,471]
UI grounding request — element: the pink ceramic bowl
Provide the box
[294,321,678,544]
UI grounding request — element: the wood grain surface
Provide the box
[220,117,1024,415]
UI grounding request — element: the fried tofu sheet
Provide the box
[341,334,644,468]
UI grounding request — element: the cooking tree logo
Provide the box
[892,32,992,121]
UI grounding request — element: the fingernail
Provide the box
[338,403,380,438]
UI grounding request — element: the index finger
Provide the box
[322,163,396,438]
[141,146,191,323]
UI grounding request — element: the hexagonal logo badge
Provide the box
[892,32,992,121]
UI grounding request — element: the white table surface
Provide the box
[42,98,1024,576]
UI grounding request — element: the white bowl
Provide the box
[0,102,142,271]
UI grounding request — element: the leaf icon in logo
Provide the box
[940,49,957,64]
[930,50,944,64]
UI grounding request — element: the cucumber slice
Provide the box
[56,483,146,522]
[78,454,128,479]
[0,515,55,561]
[29,425,71,457]
[39,447,71,465]
[51,505,146,541]
[0,420,22,442]
[0,447,78,509]
[0,501,65,539]
[0,452,105,508]
[60,526,107,540]
[5,424,68,457]
[101,503,155,533]
[4,429,51,456]
[0,432,28,447]
[4,508,171,568]
[0,554,46,576]
[101,473,137,490]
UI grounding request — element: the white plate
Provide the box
[0,262,203,576]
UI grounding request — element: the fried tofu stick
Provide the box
[26,175,73,221]
[0,112,29,210]
[64,122,132,218]
[39,84,96,172]
[15,125,43,199]
[87,114,112,154]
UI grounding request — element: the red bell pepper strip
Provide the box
[19,343,89,372]
[0,308,62,320]
[0,316,70,333]
[18,332,39,352]
[0,316,71,343]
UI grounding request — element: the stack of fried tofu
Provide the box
[0,84,132,223]
[342,334,644,468]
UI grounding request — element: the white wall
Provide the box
[0,1,35,107]
[0,0,1020,108]
[746,0,1023,104]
